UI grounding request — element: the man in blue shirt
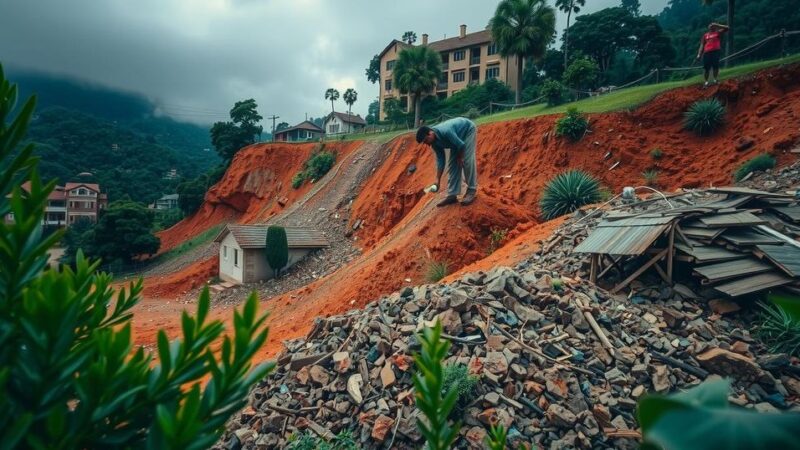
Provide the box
[415,117,478,207]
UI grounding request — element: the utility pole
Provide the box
[267,115,280,142]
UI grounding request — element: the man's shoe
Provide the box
[460,191,477,206]
[436,195,458,207]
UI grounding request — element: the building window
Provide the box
[486,65,500,80]
[384,79,392,92]
[223,245,228,259]
[386,60,395,71]
[234,249,239,267]
[453,50,465,61]
[470,47,481,65]
[329,124,340,134]
[488,42,498,56]
[453,71,465,83]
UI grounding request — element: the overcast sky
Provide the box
[0,0,668,126]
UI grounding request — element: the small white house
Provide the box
[213,224,329,284]
[323,111,367,135]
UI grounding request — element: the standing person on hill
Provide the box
[696,22,730,88]
[416,117,478,207]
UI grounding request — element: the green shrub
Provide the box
[0,65,273,449]
[265,225,289,278]
[413,321,460,450]
[733,153,776,181]
[756,295,800,357]
[487,227,508,255]
[426,260,449,283]
[539,170,601,220]
[441,363,478,416]
[683,98,726,135]
[540,79,566,106]
[286,430,359,450]
[465,107,481,120]
[291,172,305,189]
[642,169,660,186]
[551,278,564,292]
[555,107,589,141]
[305,150,336,181]
[650,148,663,160]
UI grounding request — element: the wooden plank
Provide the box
[757,244,800,277]
[590,254,599,283]
[612,248,668,294]
[674,242,745,263]
[721,229,784,246]
[667,225,675,281]
[682,226,726,240]
[693,258,773,283]
[699,211,766,227]
[715,272,793,297]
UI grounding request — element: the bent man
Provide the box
[416,117,478,207]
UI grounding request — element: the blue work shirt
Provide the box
[431,117,475,172]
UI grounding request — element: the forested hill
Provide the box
[28,107,216,204]
[9,67,220,204]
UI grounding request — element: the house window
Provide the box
[384,79,392,92]
[453,50,465,61]
[488,42,498,56]
[386,60,395,71]
[329,124,340,134]
[486,65,500,80]
[234,249,239,267]
[470,47,481,65]
[223,245,228,260]
[452,71,465,83]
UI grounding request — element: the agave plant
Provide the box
[539,170,601,220]
[426,260,449,283]
[756,301,800,357]
[683,98,726,135]
[642,169,660,186]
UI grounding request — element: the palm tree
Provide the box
[490,0,556,105]
[343,88,358,132]
[555,0,586,69]
[325,88,340,116]
[402,31,417,45]
[393,46,442,128]
[702,0,735,67]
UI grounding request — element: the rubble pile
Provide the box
[217,264,800,449]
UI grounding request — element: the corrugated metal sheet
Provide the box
[681,226,725,240]
[757,244,800,277]
[721,229,783,246]
[693,258,773,283]
[574,223,669,255]
[214,225,329,249]
[675,242,745,263]
[707,187,790,198]
[598,216,675,227]
[698,211,765,227]
[715,272,793,297]
[771,206,800,223]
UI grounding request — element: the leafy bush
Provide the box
[291,150,336,188]
[642,169,660,186]
[638,379,798,450]
[441,363,478,416]
[0,66,273,449]
[551,278,564,292]
[683,98,726,135]
[413,321,460,450]
[539,170,602,220]
[650,147,663,160]
[562,57,599,90]
[426,260,449,283]
[487,227,508,255]
[733,153,776,181]
[756,295,800,357]
[540,79,566,106]
[286,430,359,450]
[291,172,305,189]
[555,107,589,141]
[265,225,289,278]
[465,107,481,120]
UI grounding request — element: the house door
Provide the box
[244,255,256,282]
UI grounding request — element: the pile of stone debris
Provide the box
[216,262,800,449]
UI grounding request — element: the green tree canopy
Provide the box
[325,88,340,115]
[265,226,289,278]
[366,99,380,125]
[562,56,600,89]
[393,45,442,127]
[365,54,380,84]
[276,121,290,132]
[490,0,557,105]
[210,98,263,162]
[402,31,418,44]
[92,200,160,263]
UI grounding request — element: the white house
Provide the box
[213,224,329,284]
[323,111,367,135]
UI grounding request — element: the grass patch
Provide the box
[733,153,776,181]
[155,224,223,264]
[487,227,508,255]
[426,260,449,283]
[642,169,660,186]
[650,147,663,160]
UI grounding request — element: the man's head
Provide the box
[416,126,436,145]
[708,23,719,31]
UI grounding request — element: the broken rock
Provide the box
[697,348,763,381]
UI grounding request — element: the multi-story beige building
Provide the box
[378,24,519,120]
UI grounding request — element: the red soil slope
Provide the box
[136,64,800,357]
[156,141,362,253]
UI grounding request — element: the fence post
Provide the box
[655,68,660,84]
[489,103,493,115]
[781,29,787,60]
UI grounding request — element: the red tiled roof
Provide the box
[65,182,100,192]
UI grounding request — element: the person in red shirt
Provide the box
[696,22,730,88]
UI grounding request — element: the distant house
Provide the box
[274,121,325,142]
[213,224,329,284]
[5,181,107,227]
[323,112,367,135]
[154,194,179,210]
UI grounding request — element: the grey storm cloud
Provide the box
[0,0,667,126]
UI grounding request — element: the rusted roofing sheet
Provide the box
[757,244,800,277]
[693,258,773,283]
[675,242,745,263]
[698,211,765,227]
[715,272,794,297]
[721,229,784,246]
[214,225,329,249]
[574,223,669,255]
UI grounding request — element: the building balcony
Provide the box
[470,57,481,66]
[437,82,449,91]
[46,206,67,212]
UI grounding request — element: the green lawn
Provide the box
[338,53,799,144]
[156,224,223,263]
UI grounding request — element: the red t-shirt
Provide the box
[704,31,722,52]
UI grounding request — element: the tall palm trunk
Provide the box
[348,104,352,133]
[330,100,335,115]
[413,94,422,128]
[564,0,573,69]
[725,0,735,67]
[516,54,523,105]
